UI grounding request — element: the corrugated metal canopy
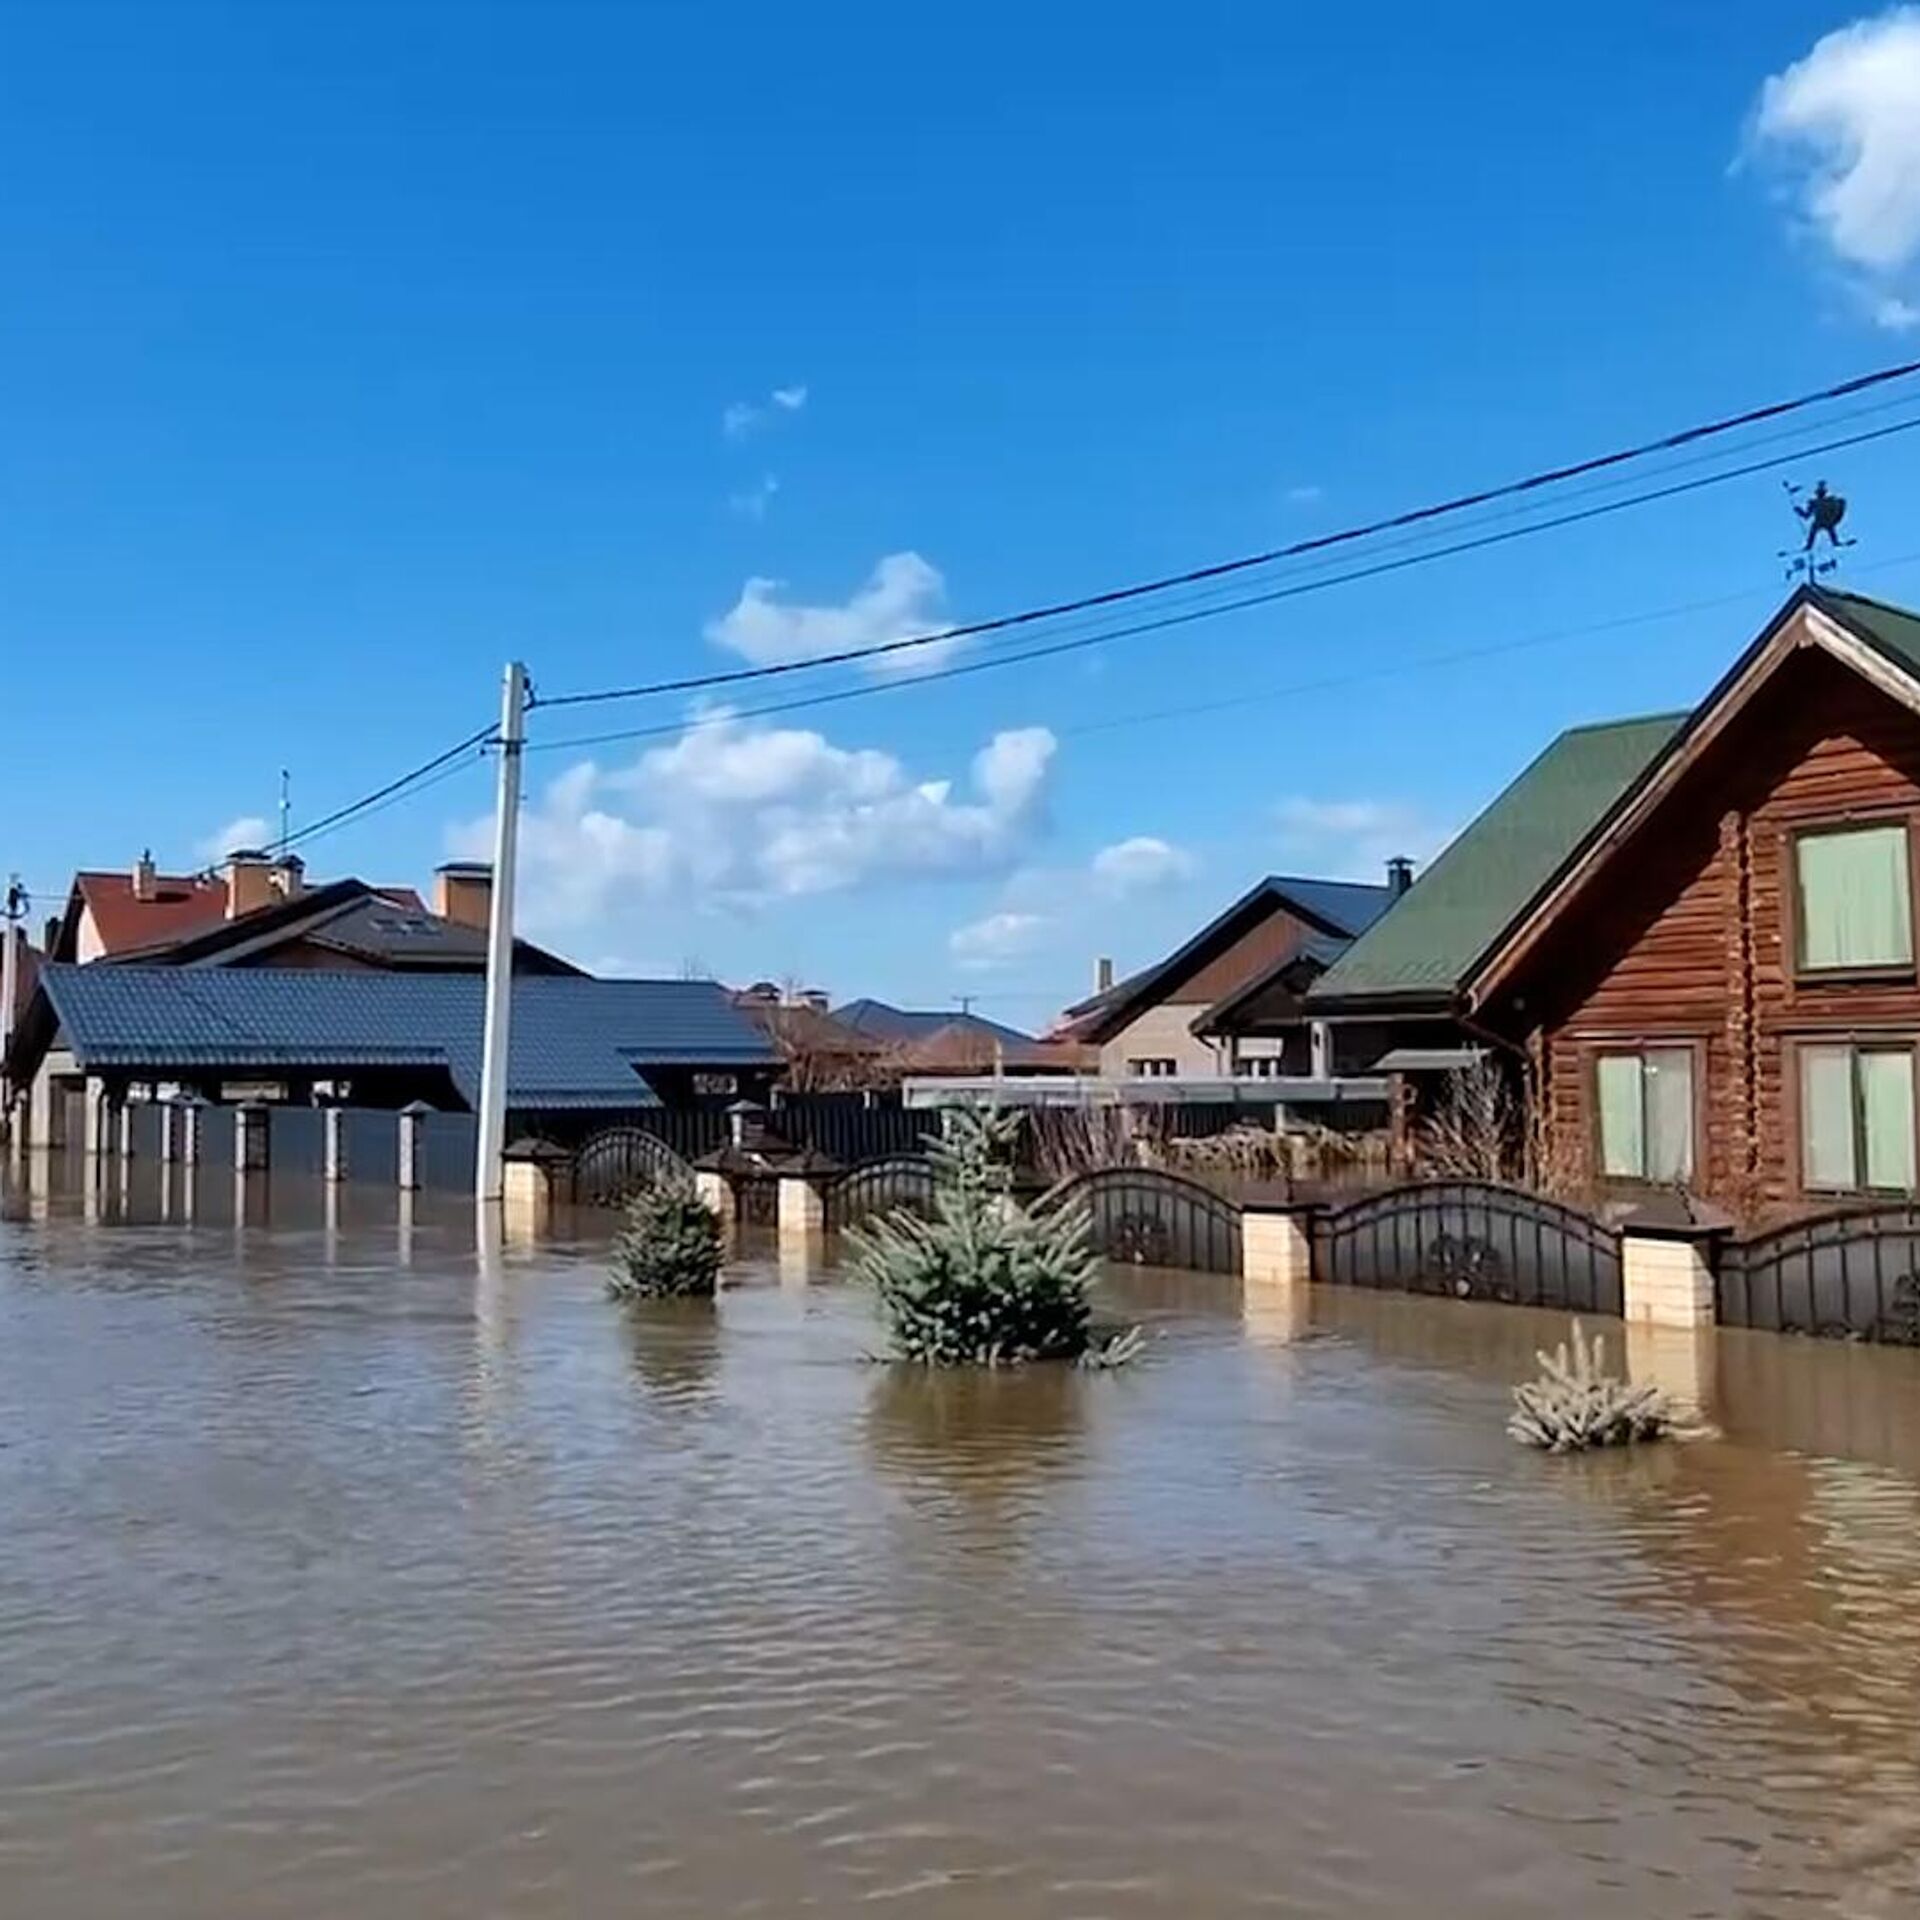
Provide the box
[27,966,775,1108]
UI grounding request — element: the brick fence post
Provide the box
[1620,1216,1725,1328]
[1241,1200,1319,1289]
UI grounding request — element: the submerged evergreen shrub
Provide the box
[847,1106,1109,1366]
[608,1184,724,1301]
[1508,1320,1670,1452]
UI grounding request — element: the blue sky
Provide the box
[7,2,1920,1023]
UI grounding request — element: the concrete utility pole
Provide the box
[1,875,22,1129]
[476,663,529,1204]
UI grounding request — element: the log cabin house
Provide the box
[1310,585,1920,1223]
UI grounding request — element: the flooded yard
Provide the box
[5,1174,1920,1916]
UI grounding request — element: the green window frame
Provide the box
[1799,1042,1918,1195]
[1594,1047,1694,1183]
[1794,823,1914,975]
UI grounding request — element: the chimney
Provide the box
[1386,856,1415,898]
[44,915,61,954]
[269,853,305,901]
[799,988,830,1014]
[131,849,156,903]
[433,860,493,931]
[225,849,276,920]
[1095,955,1115,994]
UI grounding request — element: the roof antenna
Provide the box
[1779,478,1854,585]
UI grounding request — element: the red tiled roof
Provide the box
[74,871,229,954]
[71,872,430,958]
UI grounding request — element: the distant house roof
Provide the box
[1189,931,1350,1037]
[147,880,580,975]
[11,968,775,1110]
[1064,874,1397,1044]
[60,868,429,961]
[832,998,1037,1048]
[1307,713,1684,1010]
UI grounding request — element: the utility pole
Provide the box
[476,663,529,1204]
[1,875,22,1129]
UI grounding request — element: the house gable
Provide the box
[1482,618,1920,1214]
[1469,590,1920,1009]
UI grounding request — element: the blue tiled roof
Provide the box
[33,967,774,1108]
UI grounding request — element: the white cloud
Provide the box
[198,815,271,861]
[1090,834,1193,896]
[1875,293,1920,327]
[723,382,809,438]
[728,473,780,520]
[950,909,1050,969]
[705,550,956,676]
[1274,796,1450,880]
[1284,483,1324,506]
[1749,9,1920,321]
[455,712,1057,934]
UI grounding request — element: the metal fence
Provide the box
[270,1107,326,1176]
[342,1109,399,1185]
[1045,1166,1244,1274]
[823,1156,939,1231]
[1316,1180,1623,1315]
[1720,1207,1920,1343]
[775,1095,933,1164]
[571,1126,698,1206]
[419,1113,478,1193]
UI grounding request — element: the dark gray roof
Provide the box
[1063,873,1394,1041]
[1308,713,1685,1006]
[831,999,1036,1048]
[26,967,774,1108]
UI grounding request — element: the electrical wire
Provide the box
[530,356,1920,709]
[523,410,1920,757]
[268,721,499,858]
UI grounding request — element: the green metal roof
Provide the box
[1818,587,1920,678]
[1307,711,1685,1005]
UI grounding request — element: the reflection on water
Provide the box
[6,1171,1920,1915]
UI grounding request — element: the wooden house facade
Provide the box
[1312,587,1920,1224]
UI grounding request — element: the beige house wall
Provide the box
[1096,1003,1230,1080]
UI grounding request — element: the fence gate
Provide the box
[1721,1207,1920,1342]
[571,1127,696,1208]
[824,1156,937,1232]
[1316,1180,1623,1315]
[1046,1167,1243,1275]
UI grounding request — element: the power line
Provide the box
[530,356,1920,709]
[269,721,499,859]
[523,410,1920,758]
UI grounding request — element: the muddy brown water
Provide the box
[5,1172,1920,1916]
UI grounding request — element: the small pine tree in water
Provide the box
[608,1184,724,1301]
[1508,1320,1670,1452]
[848,1106,1105,1366]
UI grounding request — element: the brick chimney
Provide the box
[131,849,156,903]
[1095,955,1115,994]
[433,861,493,931]
[225,849,278,920]
[1386,856,1415,898]
[269,854,305,901]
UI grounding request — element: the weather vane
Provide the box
[1780,478,1854,584]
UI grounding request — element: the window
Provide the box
[1127,1057,1177,1079]
[1800,1044,1917,1193]
[1594,1048,1694,1182]
[1795,824,1913,973]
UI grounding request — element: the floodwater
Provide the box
[6,1172,1920,1917]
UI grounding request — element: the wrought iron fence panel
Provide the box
[1317,1180,1622,1314]
[824,1155,938,1232]
[1722,1207,1920,1343]
[571,1126,697,1208]
[1044,1167,1243,1274]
